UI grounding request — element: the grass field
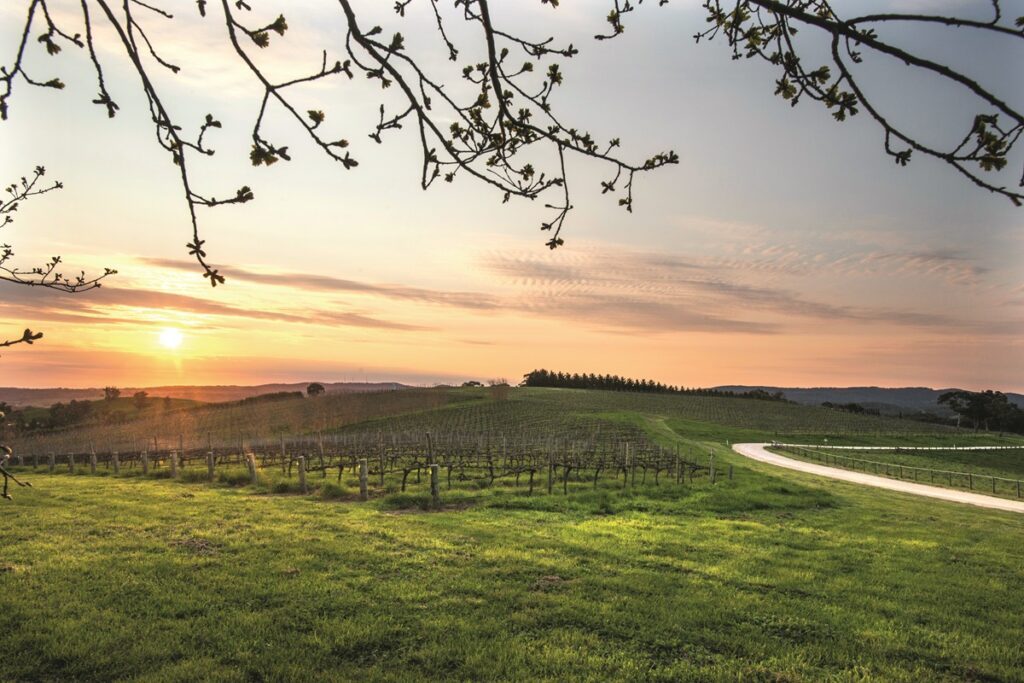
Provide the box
[2,389,1023,681]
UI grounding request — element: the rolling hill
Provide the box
[714,385,1024,415]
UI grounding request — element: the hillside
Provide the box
[0,382,408,408]
[714,385,1024,415]
[2,387,1023,681]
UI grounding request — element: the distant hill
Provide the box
[0,382,408,408]
[713,386,1024,416]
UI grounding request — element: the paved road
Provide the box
[732,443,1024,514]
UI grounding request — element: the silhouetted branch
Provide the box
[2,0,1021,287]
[1,166,116,291]
[686,0,1024,205]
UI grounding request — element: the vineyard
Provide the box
[6,385,967,458]
[5,388,457,454]
[7,386,1008,505]
[7,405,726,504]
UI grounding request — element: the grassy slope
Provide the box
[11,389,469,454]
[1,390,1023,682]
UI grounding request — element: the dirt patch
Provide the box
[533,574,571,591]
[170,536,220,555]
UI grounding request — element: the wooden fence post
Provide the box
[112,451,120,475]
[90,451,97,474]
[141,451,149,476]
[280,436,287,473]
[547,453,554,495]
[709,454,716,484]
[317,438,326,478]
[32,453,38,470]
[67,453,75,474]
[170,451,179,479]
[247,453,258,486]
[430,463,440,507]
[359,458,369,501]
[207,451,216,481]
[298,456,308,494]
[48,452,55,473]
[379,438,386,487]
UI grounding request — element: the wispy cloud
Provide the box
[0,281,428,331]
[713,243,990,286]
[482,246,1013,334]
[139,258,501,310]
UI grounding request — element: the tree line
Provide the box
[520,369,787,401]
[938,390,1024,434]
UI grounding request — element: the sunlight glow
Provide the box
[158,328,184,350]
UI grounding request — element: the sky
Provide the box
[1,0,1022,391]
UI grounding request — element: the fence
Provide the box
[772,444,1023,499]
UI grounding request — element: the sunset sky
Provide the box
[1,1,1022,391]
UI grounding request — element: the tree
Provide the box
[1,0,1020,298]
[103,386,121,401]
[487,378,511,400]
[938,389,1024,433]
[48,399,92,428]
[132,390,149,410]
[306,382,326,397]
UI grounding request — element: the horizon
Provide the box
[4,377,1022,395]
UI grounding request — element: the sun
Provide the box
[158,327,184,350]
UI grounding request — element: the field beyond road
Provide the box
[2,388,1023,681]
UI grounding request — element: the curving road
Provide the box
[732,443,1024,514]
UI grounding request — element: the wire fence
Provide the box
[772,443,1024,499]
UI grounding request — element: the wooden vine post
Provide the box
[298,456,308,494]
[359,458,369,501]
[207,451,216,481]
[246,453,258,486]
[547,453,554,495]
[430,463,440,508]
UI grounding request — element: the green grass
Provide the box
[3,389,1023,681]
[3,445,1024,680]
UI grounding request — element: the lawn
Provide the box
[2,417,1023,681]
